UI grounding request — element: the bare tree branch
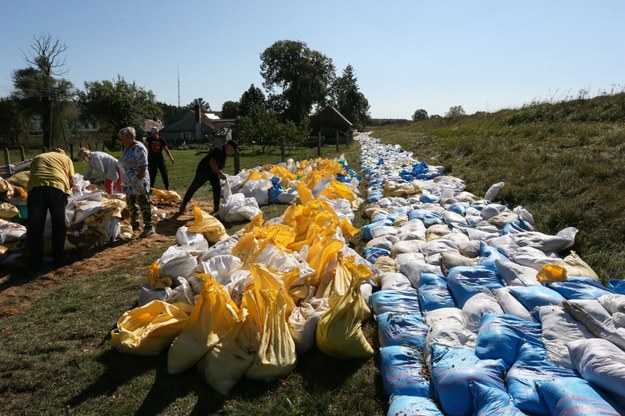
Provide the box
[22,34,68,76]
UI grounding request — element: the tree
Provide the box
[236,106,281,152]
[412,109,428,121]
[187,98,210,112]
[0,98,29,145]
[446,105,466,118]
[260,40,335,124]
[158,101,188,125]
[220,101,240,119]
[78,76,162,144]
[239,84,266,117]
[330,64,370,130]
[12,34,75,149]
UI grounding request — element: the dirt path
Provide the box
[0,199,216,319]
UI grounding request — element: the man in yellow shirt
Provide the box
[27,149,75,273]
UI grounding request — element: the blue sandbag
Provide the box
[478,241,509,271]
[501,218,533,235]
[507,343,578,416]
[447,203,468,216]
[417,272,456,312]
[408,209,443,227]
[537,376,621,416]
[508,285,565,311]
[376,311,428,350]
[420,193,439,203]
[380,345,431,398]
[386,395,443,416]
[362,219,393,240]
[364,246,391,263]
[268,177,283,204]
[430,344,508,416]
[475,313,546,366]
[446,266,504,308]
[469,381,525,416]
[547,276,614,300]
[608,279,625,295]
[370,289,421,315]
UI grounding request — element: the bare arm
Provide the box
[165,146,174,163]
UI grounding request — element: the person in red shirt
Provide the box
[145,127,174,190]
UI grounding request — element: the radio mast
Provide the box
[177,66,181,107]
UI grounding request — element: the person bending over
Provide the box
[178,140,237,215]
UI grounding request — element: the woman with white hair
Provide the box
[118,126,154,238]
[77,148,122,194]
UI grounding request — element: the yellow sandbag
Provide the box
[559,251,600,281]
[305,237,344,288]
[269,165,296,183]
[187,205,228,243]
[244,264,297,380]
[317,253,372,301]
[7,171,29,188]
[537,264,568,283]
[110,300,193,356]
[315,274,374,359]
[13,186,27,199]
[0,178,14,197]
[146,260,172,289]
[152,188,182,201]
[167,274,244,374]
[319,179,357,202]
[0,202,19,219]
[375,255,397,273]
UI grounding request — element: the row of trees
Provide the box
[412,105,466,121]
[1,36,370,151]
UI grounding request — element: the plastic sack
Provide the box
[152,188,182,201]
[547,276,613,300]
[187,206,229,243]
[446,266,504,308]
[369,288,421,316]
[536,263,567,283]
[376,311,428,350]
[380,345,430,398]
[470,380,525,416]
[559,250,600,280]
[244,264,297,380]
[492,287,534,321]
[563,299,625,351]
[462,290,504,332]
[493,258,540,287]
[0,202,19,219]
[315,273,374,359]
[158,245,199,280]
[424,310,476,364]
[167,274,245,374]
[386,395,443,416]
[475,313,546,366]
[508,285,565,311]
[537,376,621,416]
[417,272,456,312]
[430,344,508,416]
[111,300,193,356]
[484,182,505,202]
[288,294,330,353]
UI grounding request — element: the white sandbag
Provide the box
[424,311,476,365]
[288,294,330,353]
[72,199,103,224]
[458,240,481,258]
[158,245,199,279]
[419,239,458,257]
[568,338,625,403]
[425,223,451,241]
[197,234,241,262]
[0,219,27,243]
[380,272,413,290]
[462,290,504,332]
[598,294,625,315]
[493,258,540,286]
[219,192,262,222]
[365,236,396,251]
[370,225,399,239]
[487,211,518,229]
[175,226,206,246]
[563,299,625,350]
[537,305,595,368]
[559,251,600,280]
[511,227,578,253]
[396,253,441,287]
[223,269,252,307]
[390,240,424,257]
[197,255,244,285]
[484,182,505,202]
[277,185,298,204]
[443,210,467,226]
[492,287,533,321]
[440,251,476,277]
[510,246,561,271]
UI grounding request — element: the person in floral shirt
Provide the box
[118,126,154,238]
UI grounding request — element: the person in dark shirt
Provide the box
[178,140,237,215]
[145,127,174,190]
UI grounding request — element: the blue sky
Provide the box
[1,0,624,119]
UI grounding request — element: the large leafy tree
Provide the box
[78,76,162,144]
[159,101,188,125]
[446,105,466,118]
[11,34,75,149]
[220,101,240,119]
[187,98,211,112]
[412,109,428,121]
[330,64,370,130]
[236,105,308,154]
[0,98,29,145]
[238,84,266,117]
[260,40,335,124]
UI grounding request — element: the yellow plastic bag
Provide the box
[152,188,182,201]
[317,253,372,301]
[110,300,193,356]
[319,179,357,202]
[187,205,228,243]
[146,261,172,290]
[244,264,297,380]
[167,274,244,374]
[315,274,374,359]
[0,202,19,219]
[537,264,568,283]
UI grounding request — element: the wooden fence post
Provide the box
[4,148,11,176]
[19,145,25,161]
[317,132,322,157]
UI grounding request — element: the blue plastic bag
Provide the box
[446,266,504,308]
[547,276,614,300]
[508,285,565,311]
[380,345,431,398]
[376,311,427,349]
[370,289,421,315]
[417,272,456,312]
